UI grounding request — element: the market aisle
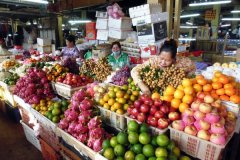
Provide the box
[0,111,42,160]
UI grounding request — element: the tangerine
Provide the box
[165,86,175,96]
[163,95,173,102]
[230,95,240,104]
[197,78,207,86]
[182,79,192,87]
[182,95,193,104]
[220,95,230,101]
[171,98,181,109]
[193,84,203,92]
[174,90,185,99]
[184,86,194,95]
[225,88,236,96]
[179,103,189,113]
[212,82,223,90]
[216,88,225,96]
[224,83,234,90]
[203,84,213,92]
[218,76,229,84]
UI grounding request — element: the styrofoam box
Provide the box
[129,4,162,18]
[20,120,41,151]
[108,28,132,40]
[95,11,108,18]
[139,40,165,58]
[132,12,168,26]
[169,126,232,160]
[137,21,167,44]
[96,18,108,30]
[37,38,51,46]
[108,17,132,29]
[97,30,108,41]
[37,45,52,53]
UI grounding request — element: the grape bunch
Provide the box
[112,66,131,86]
[62,58,79,74]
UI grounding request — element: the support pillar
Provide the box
[167,0,174,38]
[57,15,63,47]
[174,0,182,39]
[211,5,220,39]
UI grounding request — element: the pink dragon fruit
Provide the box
[77,133,88,144]
[79,98,93,111]
[93,139,103,152]
[59,118,69,130]
[78,111,91,125]
[89,128,105,139]
[87,137,95,148]
[66,110,79,121]
[74,123,88,134]
[68,121,78,134]
[88,116,102,130]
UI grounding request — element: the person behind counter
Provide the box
[61,35,83,59]
[131,39,196,95]
[108,41,129,70]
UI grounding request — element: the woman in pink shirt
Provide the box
[61,35,83,59]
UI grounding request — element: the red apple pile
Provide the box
[172,93,237,145]
[56,73,93,87]
[127,94,181,130]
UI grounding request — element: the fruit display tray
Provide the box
[54,82,84,99]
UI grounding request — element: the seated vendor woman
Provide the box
[61,35,83,59]
[131,39,196,95]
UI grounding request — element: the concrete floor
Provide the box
[0,111,42,160]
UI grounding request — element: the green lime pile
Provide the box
[102,120,191,160]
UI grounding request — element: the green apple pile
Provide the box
[102,120,191,160]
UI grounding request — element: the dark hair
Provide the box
[160,39,177,59]
[66,35,76,45]
[111,41,121,49]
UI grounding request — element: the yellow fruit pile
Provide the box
[98,85,140,115]
[162,78,196,113]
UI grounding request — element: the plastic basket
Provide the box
[169,126,233,160]
[125,115,168,135]
[221,101,240,116]
[20,120,41,151]
[55,82,84,98]
[97,106,126,130]
[56,128,97,160]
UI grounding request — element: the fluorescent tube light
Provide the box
[222,18,240,21]
[189,0,231,6]
[71,28,78,31]
[179,38,196,41]
[62,24,65,27]
[231,10,240,13]
[186,22,193,25]
[221,24,231,27]
[22,0,49,4]
[180,26,198,29]
[180,13,200,18]
[69,20,91,24]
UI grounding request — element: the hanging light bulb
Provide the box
[33,19,37,25]
[26,21,31,25]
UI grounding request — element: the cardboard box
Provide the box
[139,40,164,58]
[37,45,52,53]
[95,11,108,18]
[108,28,132,40]
[132,12,168,26]
[37,38,51,46]
[237,48,240,62]
[137,21,167,44]
[86,22,97,40]
[97,30,108,41]
[92,49,111,59]
[129,4,162,18]
[96,18,108,30]
[147,0,161,4]
[108,17,132,29]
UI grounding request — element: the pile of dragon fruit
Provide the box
[58,89,111,152]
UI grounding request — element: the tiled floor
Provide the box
[0,111,42,160]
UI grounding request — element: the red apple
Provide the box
[140,94,148,102]
[194,110,206,120]
[182,116,195,126]
[210,134,226,145]
[140,104,150,113]
[154,111,165,119]
[183,108,194,117]
[191,101,201,111]
[158,118,169,129]
[218,106,227,117]
[199,103,212,114]
[204,95,214,104]
[149,117,158,127]
[127,107,133,115]
[197,92,205,99]
[184,125,198,136]
[197,130,210,140]
[147,115,153,124]
[160,105,169,114]
[131,108,139,117]
[211,123,225,134]
[205,112,220,124]
[169,107,177,112]
[137,113,146,122]
[144,97,153,106]
[154,99,163,107]
[149,106,158,115]
[134,100,142,109]
[168,112,180,121]
[172,120,185,131]
[199,120,210,130]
